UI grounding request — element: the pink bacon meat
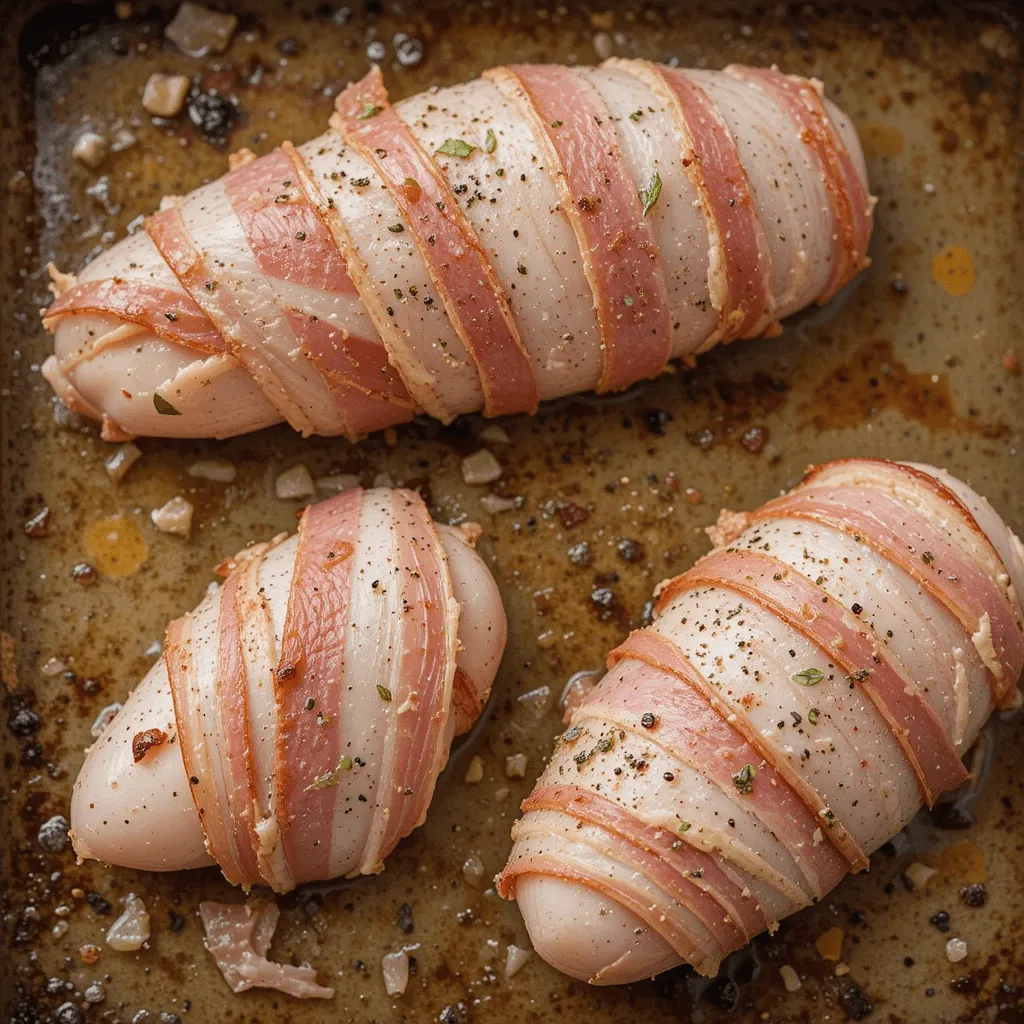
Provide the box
[501,459,1023,983]
[485,64,673,392]
[43,62,872,440]
[333,67,539,419]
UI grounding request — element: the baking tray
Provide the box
[2,1,1022,1021]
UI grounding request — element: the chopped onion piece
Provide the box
[505,944,532,979]
[188,458,236,483]
[316,474,360,495]
[151,496,194,537]
[463,755,485,784]
[164,2,237,57]
[105,442,142,483]
[381,950,410,996]
[504,753,528,779]
[275,465,314,500]
[106,894,150,951]
[462,450,502,485]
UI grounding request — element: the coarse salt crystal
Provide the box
[462,450,502,485]
[275,465,314,500]
[946,937,968,963]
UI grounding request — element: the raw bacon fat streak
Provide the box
[70,487,507,891]
[42,61,873,441]
[500,459,1024,985]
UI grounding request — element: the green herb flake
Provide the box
[303,755,351,792]
[732,763,756,794]
[485,128,497,154]
[376,684,393,701]
[793,667,824,686]
[678,820,691,833]
[922,551,934,565]
[639,171,662,216]
[436,138,475,159]
[387,223,405,233]
[551,120,563,128]
[808,707,820,725]
[295,230,306,241]
[153,393,182,416]
[356,102,382,120]
[351,177,371,188]
[853,668,872,682]
[630,109,644,121]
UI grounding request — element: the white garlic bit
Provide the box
[461,450,502,485]
[106,893,150,951]
[141,73,191,118]
[72,131,109,170]
[275,465,314,500]
[164,2,237,57]
[105,443,142,483]
[381,950,410,996]
[151,495,194,537]
[188,458,236,483]
[505,944,532,979]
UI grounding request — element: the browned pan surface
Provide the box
[2,2,1022,1021]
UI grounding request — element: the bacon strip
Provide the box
[751,487,1024,705]
[610,60,774,343]
[728,66,872,302]
[273,489,363,882]
[802,458,1023,620]
[42,277,227,355]
[215,571,264,886]
[146,203,317,433]
[165,611,244,884]
[223,144,414,438]
[521,784,768,943]
[500,835,718,975]
[332,67,539,419]
[676,548,968,806]
[485,64,672,393]
[360,489,460,872]
[605,630,866,881]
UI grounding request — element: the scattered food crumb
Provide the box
[72,131,109,169]
[165,2,238,57]
[478,424,510,444]
[505,753,528,779]
[37,814,71,853]
[946,937,968,963]
[463,755,485,784]
[275,465,315,500]
[151,495,194,537]
[23,507,50,538]
[106,894,151,951]
[505,944,532,979]
[1,633,19,692]
[105,442,143,483]
[462,449,502,485]
[142,73,192,118]
[316,474,360,494]
[381,949,410,996]
[462,853,486,886]
[835,962,851,977]
[479,493,517,514]
[188,458,236,483]
[815,925,844,961]
[779,964,801,992]
[903,861,938,891]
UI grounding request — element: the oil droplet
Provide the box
[931,244,976,296]
[858,122,903,157]
[85,515,148,578]
[936,840,988,884]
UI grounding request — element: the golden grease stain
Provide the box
[936,840,989,884]
[858,121,904,157]
[802,339,1007,437]
[931,244,976,296]
[85,514,149,578]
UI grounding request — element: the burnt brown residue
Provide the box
[801,339,1009,438]
[680,371,790,452]
[131,727,168,763]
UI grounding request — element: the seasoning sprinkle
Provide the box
[485,128,497,154]
[377,684,393,701]
[388,223,405,233]
[356,102,382,120]
[732,763,756,794]
[793,667,824,686]
[153,393,182,416]
[808,707,820,724]
[638,171,662,216]
[629,109,644,121]
[436,138,475,158]
[678,821,691,832]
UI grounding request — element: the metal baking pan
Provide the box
[2,1,1021,1020]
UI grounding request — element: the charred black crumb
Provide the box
[959,882,988,907]
[929,910,951,933]
[837,979,873,1020]
[86,892,112,916]
[567,541,592,567]
[8,707,40,736]
[397,902,414,933]
[168,910,186,933]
